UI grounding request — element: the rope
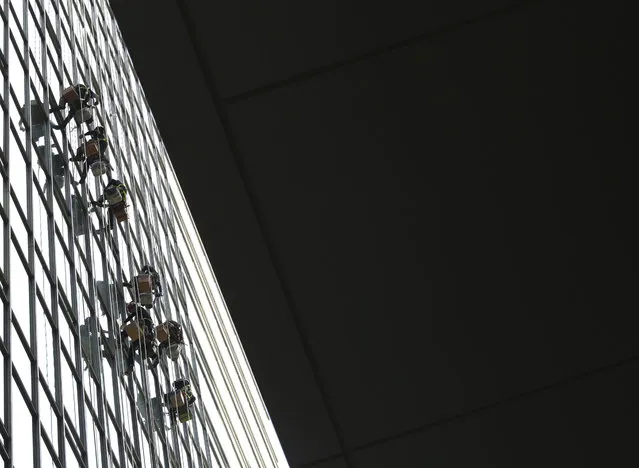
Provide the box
[135,265,159,463]
[142,181,181,436]
[39,183,54,443]
[160,198,187,464]
[140,166,161,462]
[142,181,174,457]
[86,4,136,465]
[113,88,150,466]
[62,5,104,464]
[141,146,179,435]
[119,141,154,467]
[70,73,104,468]
[85,64,116,468]
[48,2,208,464]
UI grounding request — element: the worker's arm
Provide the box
[123,311,136,324]
[135,307,153,323]
[91,195,106,207]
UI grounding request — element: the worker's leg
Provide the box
[107,210,116,229]
[51,111,74,130]
[69,150,85,162]
[62,111,75,127]
[124,340,138,374]
[150,344,158,362]
[83,114,94,130]
[106,162,114,180]
[76,165,87,184]
[168,409,177,427]
[148,353,159,370]
[144,338,156,360]
[124,354,134,375]
[49,104,65,113]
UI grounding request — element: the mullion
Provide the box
[4,0,277,465]
[39,370,62,419]
[39,424,63,468]
[10,312,34,362]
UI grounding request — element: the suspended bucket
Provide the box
[90,161,109,177]
[139,292,154,307]
[166,343,182,361]
[73,107,93,125]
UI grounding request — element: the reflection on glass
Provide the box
[2,0,288,466]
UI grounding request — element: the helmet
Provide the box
[93,126,106,137]
[126,302,136,313]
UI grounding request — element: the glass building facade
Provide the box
[0,0,287,467]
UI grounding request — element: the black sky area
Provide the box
[111,0,636,466]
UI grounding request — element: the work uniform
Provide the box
[167,379,197,425]
[121,305,157,373]
[160,320,184,350]
[141,265,163,296]
[70,128,110,183]
[50,84,99,129]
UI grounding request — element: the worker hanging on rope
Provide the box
[70,126,112,184]
[164,379,197,427]
[90,178,129,227]
[49,84,100,130]
[142,265,163,297]
[156,320,185,361]
[119,302,159,375]
[123,264,163,308]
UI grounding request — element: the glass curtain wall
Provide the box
[0,0,288,467]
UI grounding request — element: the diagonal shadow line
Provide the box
[171,0,356,466]
[299,352,639,467]
[223,0,546,106]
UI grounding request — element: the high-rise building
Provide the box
[0,1,287,467]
